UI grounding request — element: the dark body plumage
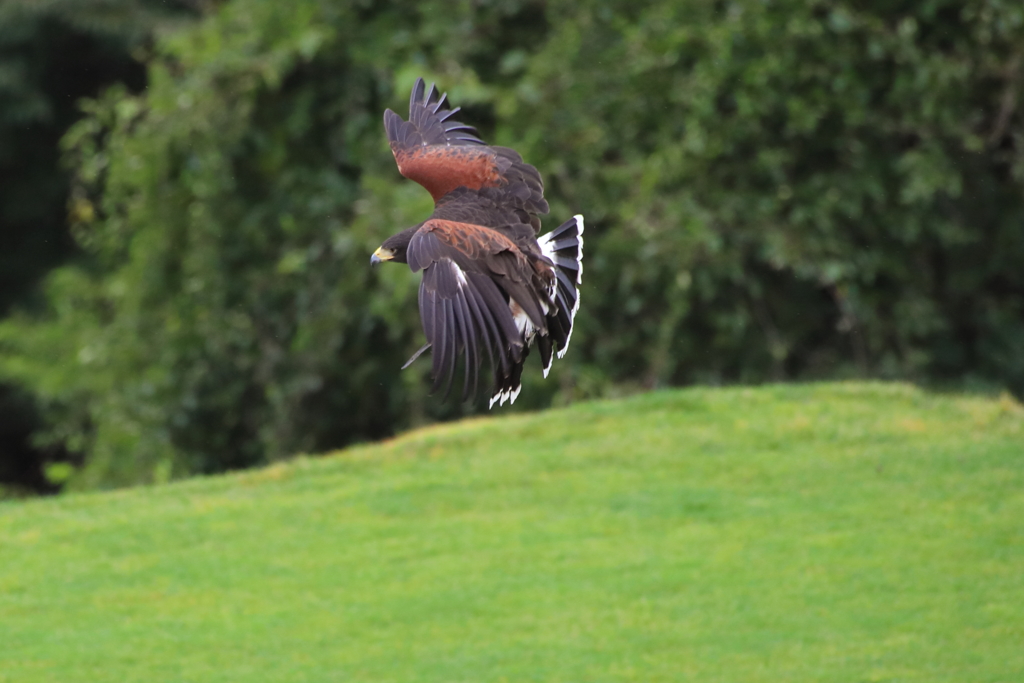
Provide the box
[374,78,584,407]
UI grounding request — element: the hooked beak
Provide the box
[371,246,394,266]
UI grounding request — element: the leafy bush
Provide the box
[503,0,1024,391]
[0,0,556,488]
[0,0,196,493]
[2,0,1023,489]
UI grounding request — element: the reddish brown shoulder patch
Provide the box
[422,220,520,260]
[394,145,502,201]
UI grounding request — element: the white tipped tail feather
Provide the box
[487,214,584,408]
[537,213,584,361]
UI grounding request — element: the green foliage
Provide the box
[502,0,1024,390]
[1,0,554,488]
[0,0,193,313]
[2,383,1023,680]
[2,0,1024,488]
[0,0,197,493]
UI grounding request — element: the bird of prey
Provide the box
[371,78,583,407]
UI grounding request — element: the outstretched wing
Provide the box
[406,219,550,402]
[384,77,484,148]
[384,78,549,226]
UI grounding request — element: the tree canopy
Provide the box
[2,0,1023,491]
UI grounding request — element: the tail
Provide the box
[536,214,584,377]
[486,214,583,409]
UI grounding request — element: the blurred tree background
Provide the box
[1,0,1022,494]
[0,0,198,494]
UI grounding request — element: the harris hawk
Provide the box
[371,78,584,407]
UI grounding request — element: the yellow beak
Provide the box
[371,246,394,266]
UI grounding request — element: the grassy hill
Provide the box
[2,382,1022,682]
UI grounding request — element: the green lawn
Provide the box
[1,382,1022,682]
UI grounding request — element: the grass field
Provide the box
[1,382,1022,682]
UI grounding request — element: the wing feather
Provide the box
[463,276,503,377]
[442,298,458,398]
[410,219,544,402]
[417,263,518,402]
[453,291,478,399]
[385,78,548,220]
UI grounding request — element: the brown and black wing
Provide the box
[384,78,548,226]
[405,219,551,403]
